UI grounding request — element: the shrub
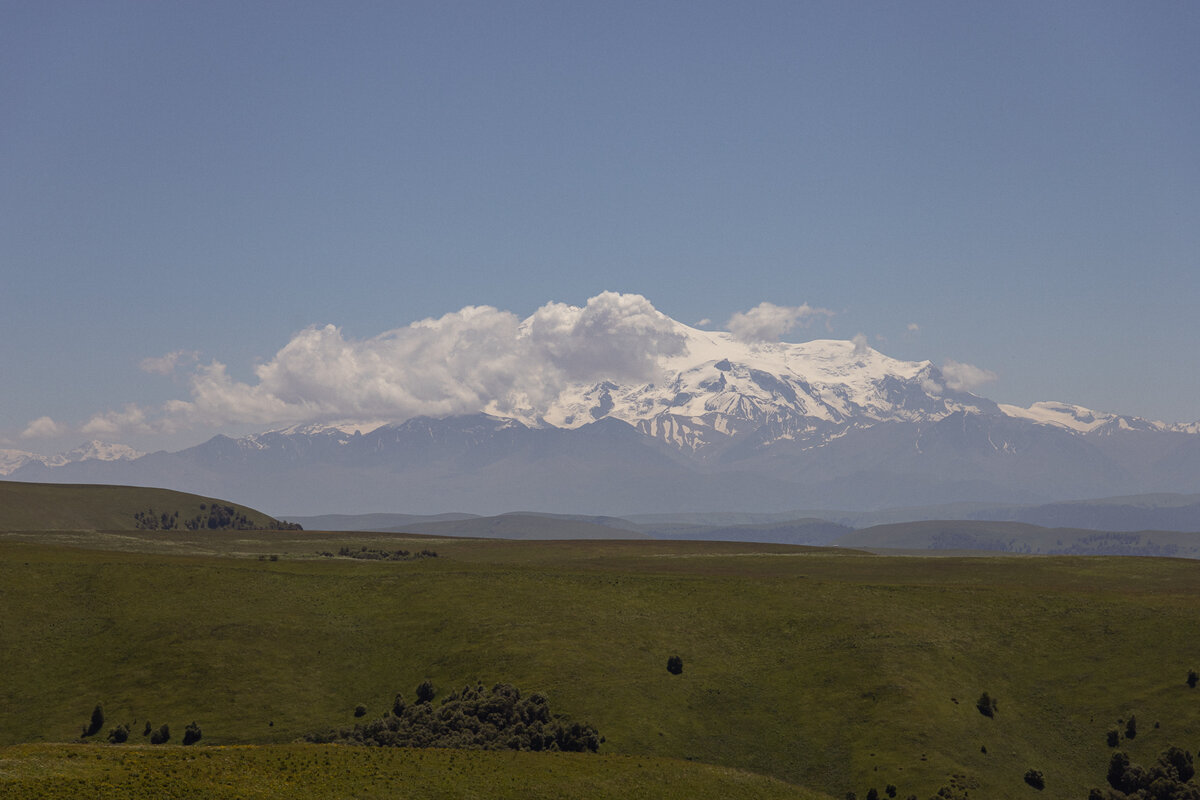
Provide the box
[107,724,129,744]
[143,721,152,737]
[866,788,879,800]
[976,692,996,718]
[1107,729,1120,747]
[1189,670,1199,689]
[416,681,436,704]
[150,723,170,745]
[885,785,897,798]
[666,655,683,675]
[1023,769,1044,790]
[82,704,104,738]
[183,721,202,746]
[354,704,367,718]
[1125,715,1137,740]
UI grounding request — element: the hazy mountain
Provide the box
[11,317,1200,516]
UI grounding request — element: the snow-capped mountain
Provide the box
[0,441,144,476]
[9,322,1200,515]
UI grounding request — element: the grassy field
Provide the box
[0,743,822,799]
[3,522,1200,798]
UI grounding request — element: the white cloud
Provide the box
[155,292,687,430]
[941,359,998,392]
[851,333,870,356]
[726,302,835,342]
[907,322,921,333]
[81,404,177,437]
[140,350,199,375]
[21,416,65,439]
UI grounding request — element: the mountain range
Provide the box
[8,319,1200,517]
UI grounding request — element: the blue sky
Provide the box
[3,1,1198,454]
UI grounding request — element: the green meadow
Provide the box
[3,483,1200,798]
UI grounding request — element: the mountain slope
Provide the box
[10,315,1200,515]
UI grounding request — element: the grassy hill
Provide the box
[0,480,294,532]
[4,523,1200,799]
[839,519,1200,556]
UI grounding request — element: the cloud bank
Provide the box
[164,292,686,429]
[26,293,1001,443]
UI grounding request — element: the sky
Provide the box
[3,1,1199,456]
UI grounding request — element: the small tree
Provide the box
[976,692,996,718]
[1106,729,1120,747]
[885,785,897,798]
[1125,715,1137,740]
[107,724,129,744]
[150,723,170,745]
[354,704,367,718]
[1188,670,1198,689]
[416,680,436,704]
[183,721,202,746]
[1023,769,1045,790]
[82,703,105,737]
[667,655,683,675]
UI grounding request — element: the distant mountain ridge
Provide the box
[9,315,1200,515]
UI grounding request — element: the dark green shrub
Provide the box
[1188,670,1198,689]
[82,703,104,737]
[1107,729,1120,747]
[976,692,996,718]
[885,785,897,798]
[143,721,152,736]
[666,655,683,675]
[183,721,202,745]
[416,681,436,704]
[1023,769,1044,790]
[866,788,879,800]
[107,724,129,744]
[1125,715,1137,740]
[354,704,367,717]
[150,723,170,744]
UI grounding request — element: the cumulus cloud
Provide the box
[726,302,835,343]
[941,359,998,392]
[21,416,65,439]
[81,404,178,437]
[155,292,686,430]
[140,350,199,375]
[851,333,870,356]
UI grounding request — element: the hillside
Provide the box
[4,528,1200,799]
[0,480,297,532]
[838,519,1200,557]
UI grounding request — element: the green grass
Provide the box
[4,531,1200,799]
[0,743,824,799]
[0,480,285,532]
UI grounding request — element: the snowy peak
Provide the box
[998,401,1182,435]
[0,441,144,476]
[528,323,994,452]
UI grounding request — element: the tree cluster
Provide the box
[316,546,438,561]
[132,503,303,531]
[1098,747,1199,799]
[305,682,602,753]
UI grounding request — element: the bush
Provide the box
[82,704,104,738]
[149,723,170,745]
[416,681,436,704]
[182,721,202,746]
[1023,769,1044,790]
[107,724,129,744]
[976,692,996,718]
[354,704,367,717]
[1107,729,1120,747]
[1188,670,1199,689]
[1125,715,1137,740]
[666,655,683,675]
